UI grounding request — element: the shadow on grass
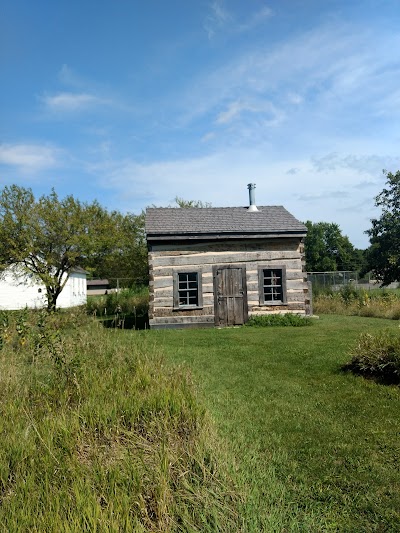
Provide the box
[99,313,149,330]
[341,362,400,386]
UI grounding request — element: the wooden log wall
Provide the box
[149,238,310,328]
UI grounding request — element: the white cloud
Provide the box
[201,131,216,143]
[0,143,60,173]
[88,145,388,248]
[286,92,303,105]
[40,92,109,112]
[58,64,82,87]
[204,2,273,38]
[297,190,350,202]
[180,22,400,134]
[215,99,284,126]
[216,100,245,124]
[210,0,230,24]
[238,6,273,32]
[286,167,300,175]
[311,153,400,176]
[204,0,232,38]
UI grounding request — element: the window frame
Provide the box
[258,265,287,306]
[173,269,203,310]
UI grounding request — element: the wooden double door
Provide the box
[213,265,248,326]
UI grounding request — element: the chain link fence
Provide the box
[307,271,379,291]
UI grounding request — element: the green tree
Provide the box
[0,185,130,311]
[173,196,212,208]
[304,221,360,272]
[365,170,400,285]
[85,211,148,287]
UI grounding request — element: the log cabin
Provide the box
[145,184,310,329]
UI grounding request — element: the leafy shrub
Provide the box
[344,330,400,383]
[339,284,360,304]
[247,313,313,327]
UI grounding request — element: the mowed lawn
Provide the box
[145,315,400,531]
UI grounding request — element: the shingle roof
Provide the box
[146,206,307,240]
[87,279,109,286]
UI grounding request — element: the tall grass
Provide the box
[0,309,239,532]
[87,286,149,317]
[87,287,149,329]
[314,285,400,319]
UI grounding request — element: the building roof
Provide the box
[87,279,110,287]
[146,206,307,241]
[71,266,89,275]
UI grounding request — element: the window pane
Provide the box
[177,272,199,307]
[262,269,283,303]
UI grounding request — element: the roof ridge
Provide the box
[145,205,307,238]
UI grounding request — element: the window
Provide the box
[258,266,287,305]
[173,271,203,309]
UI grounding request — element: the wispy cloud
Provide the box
[353,180,379,190]
[204,0,232,38]
[297,190,350,202]
[286,167,300,175]
[215,100,244,124]
[238,6,273,32]
[201,131,216,143]
[204,2,272,39]
[286,92,303,105]
[40,92,109,113]
[86,146,383,248]
[57,64,86,88]
[215,99,283,126]
[311,153,400,176]
[181,22,400,138]
[337,197,373,212]
[0,143,61,173]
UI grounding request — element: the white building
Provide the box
[0,266,87,310]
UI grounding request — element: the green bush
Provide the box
[247,313,313,327]
[344,329,400,383]
[339,284,360,304]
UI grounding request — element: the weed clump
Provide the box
[344,329,400,384]
[247,313,313,327]
[314,286,400,320]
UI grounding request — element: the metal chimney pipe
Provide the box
[247,183,259,212]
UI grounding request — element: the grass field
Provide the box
[1,311,400,531]
[146,316,400,531]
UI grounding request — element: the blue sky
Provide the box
[1,0,400,248]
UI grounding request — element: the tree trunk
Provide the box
[46,287,60,312]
